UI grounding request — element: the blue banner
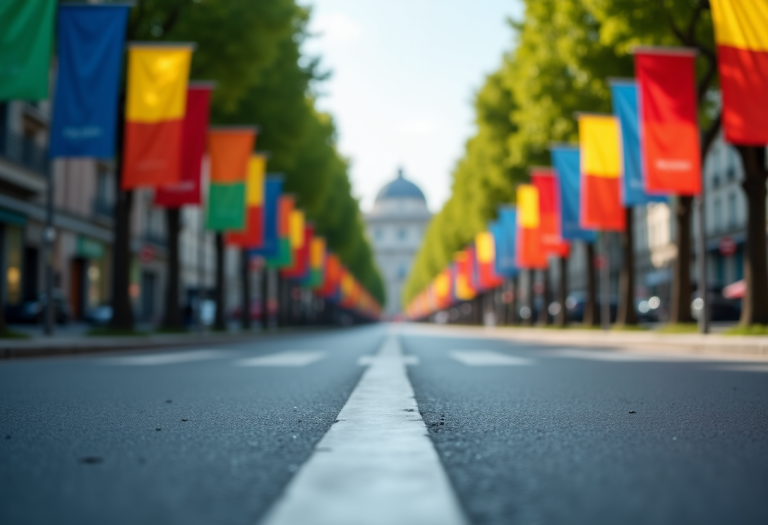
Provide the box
[249,177,282,259]
[492,208,518,277]
[610,82,666,206]
[550,146,597,243]
[50,5,129,158]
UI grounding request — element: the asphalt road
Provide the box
[2,324,767,525]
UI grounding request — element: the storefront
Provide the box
[0,208,26,313]
[70,236,107,319]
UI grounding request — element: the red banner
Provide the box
[531,168,569,256]
[154,84,212,207]
[635,48,701,195]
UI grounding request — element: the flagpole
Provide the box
[696,186,710,333]
[600,232,610,331]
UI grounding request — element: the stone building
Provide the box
[365,169,431,318]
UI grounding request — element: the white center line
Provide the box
[100,350,228,366]
[260,334,467,525]
[236,351,326,367]
[450,350,533,366]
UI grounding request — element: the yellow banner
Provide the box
[126,46,192,122]
[246,155,266,206]
[475,231,495,263]
[517,184,540,229]
[579,115,621,179]
[289,210,305,249]
[712,0,768,51]
[310,237,325,268]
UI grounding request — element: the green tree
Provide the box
[110,0,297,330]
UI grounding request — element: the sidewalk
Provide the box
[403,324,768,360]
[0,326,329,360]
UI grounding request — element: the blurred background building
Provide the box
[365,169,430,319]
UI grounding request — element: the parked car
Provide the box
[4,290,72,324]
[84,304,113,326]
[230,300,262,322]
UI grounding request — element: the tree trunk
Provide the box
[213,233,226,331]
[261,266,269,330]
[163,208,182,329]
[240,250,251,330]
[616,207,638,326]
[670,196,694,324]
[556,255,568,327]
[537,266,550,326]
[584,242,599,327]
[523,269,534,326]
[110,188,133,330]
[735,146,768,325]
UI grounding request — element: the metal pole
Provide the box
[697,193,710,333]
[44,162,55,336]
[601,232,610,331]
[197,210,206,332]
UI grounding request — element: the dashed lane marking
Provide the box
[235,351,326,367]
[260,334,467,525]
[99,350,229,366]
[449,350,533,366]
[358,354,419,366]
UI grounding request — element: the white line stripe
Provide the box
[357,354,419,366]
[100,350,227,366]
[260,335,466,525]
[708,364,768,373]
[450,350,533,366]
[543,348,700,362]
[236,351,326,367]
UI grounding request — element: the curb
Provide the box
[0,327,337,360]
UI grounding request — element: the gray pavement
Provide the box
[1,324,767,525]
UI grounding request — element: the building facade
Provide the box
[0,98,246,327]
[365,169,431,318]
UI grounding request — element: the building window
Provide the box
[375,228,383,240]
[397,228,406,240]
[728,193,737,229]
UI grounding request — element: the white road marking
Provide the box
[543,348,701,362]
[100,350,227,366]
[708,363,768,373]
[450,350,533,366]
[235,351,326,367]
[260,335,467,525]
[358,354,419,366]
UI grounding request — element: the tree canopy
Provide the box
[403,0,715,308]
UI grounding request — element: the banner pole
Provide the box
[696,193,710,333]
[601,232,611,331]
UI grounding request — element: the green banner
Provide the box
[76,237,104,259]
[206,182,246,231]
[0,0,56,100]
[266,238,292,269]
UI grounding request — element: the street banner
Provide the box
[476,231,504,291]
[249,177,281,259]
[711,0,768,145]
[339,271,356,308]
[434,269,452,310]
[266,195,294,269]
[494,207,518,277]
[318,254,341,298]
[0,0,56,100]
[122,44,194,189]
[155,84,214,207]
[225,154,266,247]
[205,127,256,231]
[550,146,597,242]
[609,81,667,205]
[454,250,477,301]
[282,225,312,280]
[578,114,626,231]
[531,167,570,256]
[515,184,547,269]
[635,48,701,195]
[304,236,326,289]
[289,209,305,249]
[50,4,129,158]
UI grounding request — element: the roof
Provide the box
[375,168,426,203]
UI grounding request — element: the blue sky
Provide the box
[302,0,523,212]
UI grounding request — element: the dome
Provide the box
[375,168,426,203]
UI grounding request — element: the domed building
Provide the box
[365,168,431,318]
